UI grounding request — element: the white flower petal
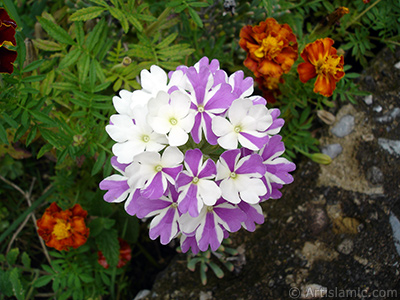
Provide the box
[161,146,183,166]
[218,132,238,149]
[198,180,221,206]
[168,126,189,146]
[220,179,241,204]
[228,99,252,124]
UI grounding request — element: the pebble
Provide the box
[364,94,373,105]
[301,284,327,299]
[394,61,400,69]
[366,166,384,184]
[321,143,343,159]
[389,213,400,257]
[373,105,382,113]
[363,75,376,90]
[133,290,151,300]
[331,115,355,137]
[375,107,400,123]
[337,238,354,255]
[378,138,400,156]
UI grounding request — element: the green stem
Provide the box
[369,36,400,46]
[346,0,383,29]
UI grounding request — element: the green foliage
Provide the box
[0,0,399,296]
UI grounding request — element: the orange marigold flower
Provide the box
[239,18,298,79]
[324,7,350,27]
[37,202,90,251]
[297,38,345,97]
[0,8,18,74]
[98,238,132,269]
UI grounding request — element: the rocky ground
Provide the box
[135,47,400,300]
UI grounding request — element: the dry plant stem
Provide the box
[0,175,52,265]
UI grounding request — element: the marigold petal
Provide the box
[314,74,336,97]
[70,204,88,218]
[258,60,282,78]
[297,62,317,83]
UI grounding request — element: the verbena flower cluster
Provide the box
[100,57,295,254]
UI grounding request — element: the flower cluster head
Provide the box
[98,238,132,269]
[100,57,295,254]
[37,202,90,251]
[297,38,345,97]
[239,18,298,102]
[0,8,17,74]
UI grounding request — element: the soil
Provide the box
[137,47,400,300]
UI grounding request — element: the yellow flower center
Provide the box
[254,35,284,59]
[169,118,178,126]
[155,165,163,172]
[316,56,341,76]
[53,219,72,240]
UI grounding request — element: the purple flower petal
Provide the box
[99,178,130,203]
[239,132,269,150]
[197,212,222,251]
[238,201,264,232]
[162,165,183,183]
[141,172,166,199]
[124,190,142,216]
[180,235,200,254]
[203,112,218,145]
[149,207,179,244]
[178,184,200,217]
[220,149,241,172]
[184,149,202,175]
[204,83,234,111]
[214,204,247,232]
[197,159,217,179]
[236,154,265,175]
[111,156,130,173]
[175,172,193,189]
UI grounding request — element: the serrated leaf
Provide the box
[100,272,110,285]
[78,54,91,84]
[96,229,120,268]
[23,59,45,73]
[189,2,209,8]
[109,7,129,33]
[32,39,63,51]
[21,75,46,83]
[21,252,31,268]
[33,275,53,288]
[75,22,85,46]
[40,129,64,149]
[30,110,56,126]
[79,273,94,283]
[188,7,203,27]
[6,248,19,265]
[88,217,116,237]
[37,17,75,45]
[37,143,53,159]
[127,44,154,59]
[59,47,82,69]
[156,33,178,49]
[127,14,143,32]
[85,19,105,52]
[9,268,24,300]
[69,6,106,21]
[91,151,106,175]
[89,0,108,6]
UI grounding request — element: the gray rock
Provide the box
[373,105,382,113]
[378,138,400,156]
[321,143,343,159]
[331,115,355,137]
[366,166,384,184]
[364,95,373,105]
[389,213,400,257]
[133,290,151,300]
[375,107,400,123]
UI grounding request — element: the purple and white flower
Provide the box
[176,149,221,217]
[100,57,295,254]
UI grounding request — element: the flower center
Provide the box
[234,125,242,133]
[142,135,150,143]
[169,117,178,126]
[316,56,341,76]
[197,105,205,113]
[230,172,237,179]
[155,165,163,172]
[53,219,72,240]
[207,206,214,212]
[171,202,178,209]
[192,176,199,184]
[254,35,284,59]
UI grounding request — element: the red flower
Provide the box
[239,18,298,79]
[0,8,17,74]
[98,238,132,269]
[37,202,90,251]
[297,38,345,97]
[255,76,284,104]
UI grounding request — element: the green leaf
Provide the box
[30,110,56,126]
[21,75,47,83]
[32,39,64,51]
[37,17,75,45]
[188,7,203,27]
[88,217,116,237]
[0,123,8,144]
[127,14,143,32]
[21,252,31,268]
[156,33,178,49]
[189,2,209,8]
[96,229,120,268]
[23,59,45,73]
[100,272,110,285]
[91,151,106,175]
[69,6,106,21]
[2,0,22,27]
[40,129,64,149]
[0,269,13,296]
[85,19,105,52]
[79,273,94,283]
[89,0,108,6]
[127,45,154,59]
[9,268,24,300]
[33,275,53,288]
[6,248,19,265]
[109,7,129,33]
[78,54,91,84]
[59,47,82,69]
[208,262,224,278]
[187,257,202,271]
